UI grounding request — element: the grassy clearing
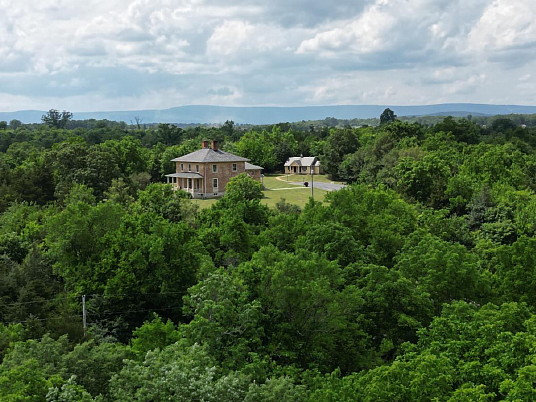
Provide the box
[192,174,329,210]
[279,174,344,185]
[261,186,327,208]
[262,175,302,189]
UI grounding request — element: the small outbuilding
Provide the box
[284,156,322,175]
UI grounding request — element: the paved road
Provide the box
[289,181,346,191]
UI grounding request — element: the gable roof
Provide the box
[171,148,249,163]
[284,156,318,167]
[245,162,263,170]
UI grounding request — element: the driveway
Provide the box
[289,181,346,191]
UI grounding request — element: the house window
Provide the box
[213,178,218,189]
[232,163,237,171]
[188,164,191,171]
[196,165,199,172]
[181,163,184,171]
[212,164,217,173]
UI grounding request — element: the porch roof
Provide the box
[165,172,204,179]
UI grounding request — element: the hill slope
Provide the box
[2,104,536,124]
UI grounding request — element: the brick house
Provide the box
[165,140,263,198]
[284,156,323,175]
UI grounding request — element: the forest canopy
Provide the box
[1,113,536,400]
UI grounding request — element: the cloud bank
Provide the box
[0,0,534,111]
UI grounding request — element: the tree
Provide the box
[155,123,182,145]
[108,343,251,401]
[379,108,397,125]
[0,121,7,130]
[9,119,22,129]
[180,269,264,369]
[42,109,73,129]
[238,246,372,372]
[130,315,180,358]
[223,173,263,202]
[322,128,360,179]
[395,232,482,310]
[222,120,238,141]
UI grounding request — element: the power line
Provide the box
[1,294,78,307]
[95,306,181,316]
[5,306,182,326]
[0,291,184,308]
[7,315,82,324]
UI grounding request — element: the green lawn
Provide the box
[261,186,327,208]
[278,174,344,185]
[192,174,329,209]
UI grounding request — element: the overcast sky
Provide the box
[1,0,534,111]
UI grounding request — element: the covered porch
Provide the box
[165,172,206,198]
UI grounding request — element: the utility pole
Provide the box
[82,294,87,337]
[310,167,314,200]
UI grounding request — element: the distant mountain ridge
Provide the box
[2,104,536,125]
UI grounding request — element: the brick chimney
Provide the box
[201,140,210,149]
[211,140,219,151]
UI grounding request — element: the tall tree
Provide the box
[41,109,73,129]
[379,108,397,125]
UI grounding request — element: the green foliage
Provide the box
[0,324,26,362]
[379,108,397,125]
[134,182,197,223]
[42,110,73,129]
[46,376,94,402]
[130,314,179,357]
[181,268,264,369]
[0,358,63,401]
[233,130,279,172]
[494,236,536,306]
[325,184,417,266]
[4,115,536,400]
[239,246,373,372]
[396,232,483,310]
[60,340,133,397]
[321,128,359,179]
[223,173,264,202]
[109,343,250,401]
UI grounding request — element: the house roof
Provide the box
[171,148,249,163]
[245,162,263,170]
[284,156,318,167]
[165,172,204,179]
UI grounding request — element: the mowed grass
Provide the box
[279,174,344,185]
[193,174,330,209]
[261,186,327,208]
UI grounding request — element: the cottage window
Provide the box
[213,178,218,189]
[232,163,237,171]
[196,165,199,172]
[212,164,217,172]
[188,164,191,171]
[181,163,184,171]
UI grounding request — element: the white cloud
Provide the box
[467,0,536,65]
[0,0,534,111]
